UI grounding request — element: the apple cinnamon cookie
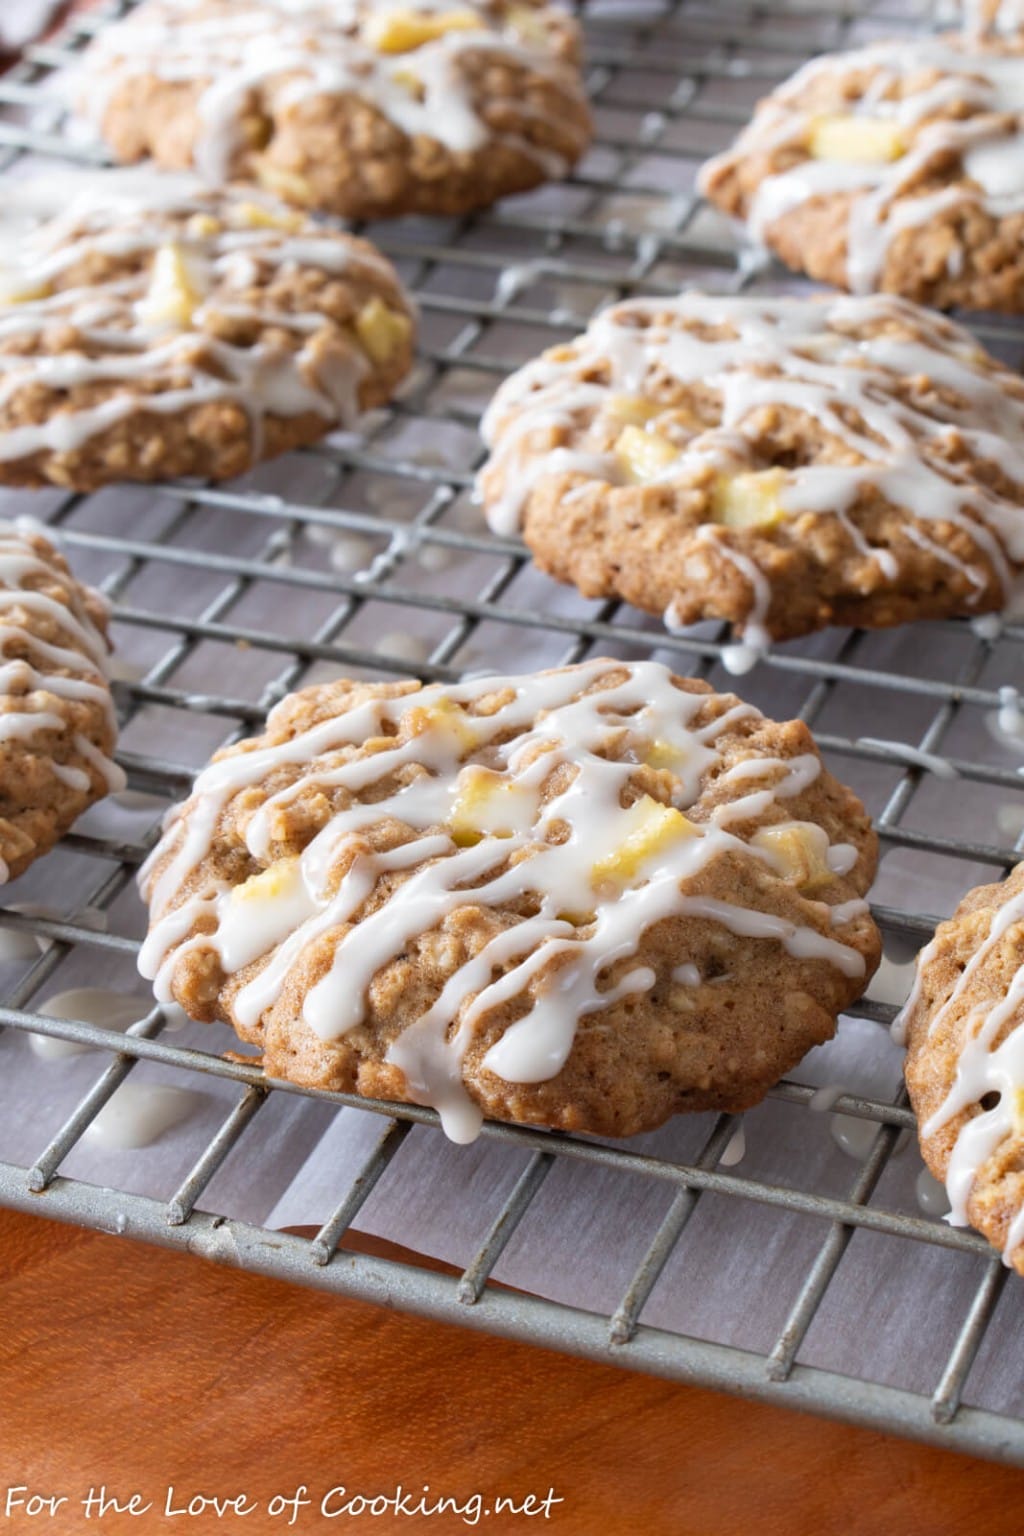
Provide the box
[138,659,880,1142]
[699,33,1024,311]
[0,168,415,491]
[956,0,1024,38]
[901,862,1024,1273]
[477,291,1024,666]
[0,520,122,881]
[74,0,591,221]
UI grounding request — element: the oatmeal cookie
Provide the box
[477,291,1024,665]
[955,0,1024,38]
[74,0,592,221]
[0,520,122,881]
[0,168,415,491]
[901,861,1024,1273]
[699,33,1024,311]
[138,658,880,1142]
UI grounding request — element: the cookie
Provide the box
[901,862,1024,1273]
[0,519,123,882]
[699,33,1024,311]
[138,658,880,1142]
[0,168,415,491]
[477,290,1024,667]
[74,0,592,221]
[957,0,1024,37]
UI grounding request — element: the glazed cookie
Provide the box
[956,0,1024,38]
[478,291,1024,667]
[699,33,1024,311]
[901,862,1024,1273]
[0,519,122,881]
[74,0,591,221]
[0,168,414,491]
[138,658,880,1142]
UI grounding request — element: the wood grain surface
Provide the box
[0,1206,1020,1536]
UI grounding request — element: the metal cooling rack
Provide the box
[1,0,1024,1468]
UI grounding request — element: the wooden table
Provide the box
[0,1206,1019,1535]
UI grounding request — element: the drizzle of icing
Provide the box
[478,291,1024,645]
[76,0,585,186]
[137,659,870,1142]
[0,168,408,469]
[700,35,1024,295]
[0,518,122,878]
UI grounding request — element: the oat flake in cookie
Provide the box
[900,862,1024,1272]
[74,0,592,222]
[700,32,1024,311]
[0,520,122,881]
[478,291,1024,666]
[0,169,414,491]
[138,659,880,1142]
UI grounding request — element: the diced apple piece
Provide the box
[253,160,313,205]
[645,738,683,771]
[185,213,222,239]
[448,766,532,845]
[607,394,659,427]
[354,296,413,366]
[507,6,549,44]
[752,821,833,891]
[406,696,478,754]
[592,795,697,886]
[391,65,426,97]
[136,243,202,329]
[0,272,50,305]
[809,114,905,164]
[232,200,304,232]
[232,856,300,905]
[615,424,678,484]
[363,8,484,53]
[711,468,787,531]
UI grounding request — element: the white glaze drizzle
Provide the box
[699,35,1024,294]
[479,290,1024,638]
[0,168,406,469]
[138,659,870,1142]
[0,518,122,872]
[77,0,585,184]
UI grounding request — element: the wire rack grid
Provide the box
[0,0,1023,1469]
